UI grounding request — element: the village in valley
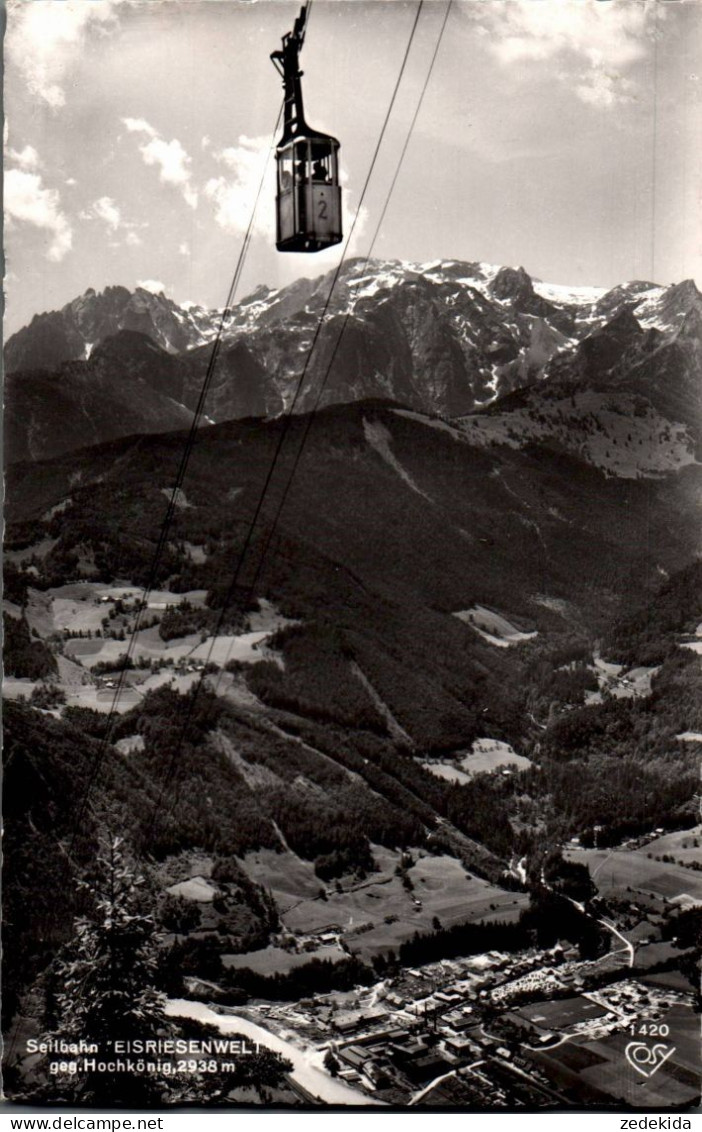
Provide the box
[173,821,700,1109]
[4,576,701,1107]
[4,0,702,1112]
[193,914,698,1108]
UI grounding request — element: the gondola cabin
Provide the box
[275,134,341,252]
[271,5,342,253]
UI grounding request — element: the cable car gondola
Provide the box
[271,4,342,253]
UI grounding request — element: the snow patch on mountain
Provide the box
[532,281,607,306]
[6,259,700,465]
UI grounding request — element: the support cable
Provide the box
[216,0,454,680]
[142,0,428,850]
[69,102,283,851]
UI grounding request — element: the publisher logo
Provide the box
[625,1041,676,1079]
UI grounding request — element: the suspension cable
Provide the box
[8,0,449,1070]
[218,0,455,670]
[68,101,283,852]
[142,0,428,850]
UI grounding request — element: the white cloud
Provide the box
[5,168,73,261]
[137,279,166,295]
[79,193,146,246]
[90,195,122,232]
[141,137,198,208]
[178,241,190,257]
[574,69,636,110]
[122,118,198,209]
[6,0,124,109]
[122,117,158,139]
[474,0,660,107]
[204,135,274,237]
[7,145,40,171]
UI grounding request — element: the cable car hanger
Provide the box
[271,3,342,252]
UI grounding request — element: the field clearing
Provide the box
[276,850,528,959]
[472,903,527,925]
[644,826,701,864]
[61,685,143,713]
[5,538,58,564]
[3,678,38,700]
[95,688,142,708]
[115,735,145,754]
[420,739,531,782]
[610,665,659,700]
[222,945,346,975]
[585,691,603,705]
[64,639,104,658]
[42,582,208,627]
[52,598,107,634]
[184,542,207,564]
[64,631,202,669]
[681,640,702,655]
[461,738,532,775]
[420,762,472,784]
[167,876,217,902]
[454,605,537,648]
[239,848,323,905]
[23,590,55,638]
[67,672,200,713]
[247,598,296,635]
[593,655,659,700]
[190,632,271,665]
[576,1003,700,1106]
[566,844,702,904]
[645,873,699,899]
[44,582,206,603]
[61,629,283,673]
[660,1004,702,1074]
[137,672,201,694]
[57,655,93,690]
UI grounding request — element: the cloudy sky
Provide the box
[4,0,700,333]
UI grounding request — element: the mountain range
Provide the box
[5,257,702,1047]
[5,259,701,466]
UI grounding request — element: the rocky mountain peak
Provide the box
[490,265,534,303]
[90,328,169,365]
[569,307,644,379]
[5,258,699,465]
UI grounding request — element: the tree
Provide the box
[160,893,201,935]
[35,837,169,1105]
[30,838,292,1106]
